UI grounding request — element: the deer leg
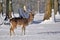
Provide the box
[10,26,15,36]
[23,26,25,35]
[10,22,17,36]
[21,26,23,35]
[22,26,26,35]
[10,27,12,36]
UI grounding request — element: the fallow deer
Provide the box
[10,12,34,36]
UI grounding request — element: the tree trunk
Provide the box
[5,0,9,20]
[0,3,2,13]
[43,0,52,20]
[9,0,13,19]
[5,0,12,20]
[54,0,58,14]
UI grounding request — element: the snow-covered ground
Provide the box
[40,10,60,24]
[0,11,60,40]
[55,11,60,22]
[0,23,60,40]
[34,13,44,21]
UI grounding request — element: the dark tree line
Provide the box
[5,0,13,20]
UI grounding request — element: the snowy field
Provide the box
[0,11,60,40]
[0,23,60,40]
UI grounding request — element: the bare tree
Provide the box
[54,0,58,14]
[43,0,52,20]
[4,0,9,20]
[5,0,13,20]
[0,2,2,13]
[9,0,13,18]
[0,0,3,16]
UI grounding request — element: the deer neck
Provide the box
[28,14,33,24]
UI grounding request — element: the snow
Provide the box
[55,11,60,19]
[11,12,19,18]
[40,9,60,24]
[34,13,44,21]
[40,9,55,24]
[0,24,60,40]
[0,11,60,40]
[0,16,3,24]
[40,19,55,24]
[0,13,4,25]
[40,16,55,24]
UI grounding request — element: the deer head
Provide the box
[28,11,34,24]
